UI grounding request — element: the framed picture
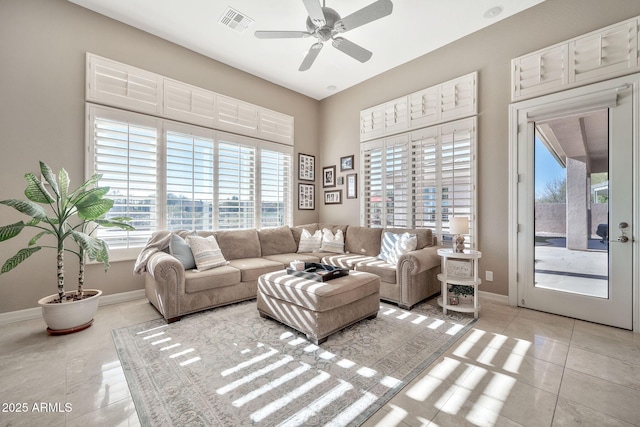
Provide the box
[346,173,357,199]
[340,154,354,171]
[298,153,315,181]
[324,189,342,205]
[322,165,336,188]
[298,183,315,210]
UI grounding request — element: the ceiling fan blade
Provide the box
[334,0,393,32]
[255,30,311,39]
[299,42,323,71]
[332,37,372,63]
[302,0,326,27]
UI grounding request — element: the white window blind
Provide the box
[217,135,256,230]
[363,117,476,246]
[89,108,159,249]
[361,135,409,228]
[87,105,293,253]
[260,143,293,228]
[165,126,215,231]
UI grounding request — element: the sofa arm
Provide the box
[399,246,441,276]
[145,252,186,321]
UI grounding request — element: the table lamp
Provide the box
[449,216,469,253]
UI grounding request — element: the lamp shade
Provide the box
[449,217,469,235]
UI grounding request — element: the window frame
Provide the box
[86,104,293,258]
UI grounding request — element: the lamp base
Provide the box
[454,235,465,253]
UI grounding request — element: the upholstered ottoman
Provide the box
[257,270,380,344]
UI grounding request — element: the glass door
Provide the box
[514,79,634,329]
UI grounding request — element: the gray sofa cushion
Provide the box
[227,258,284,282]
[215,229,261,260]
[258,226,297,256]
[345,226,383,256]
[354,258,397,284]
[321,254,377,270]
[184,265,241,293]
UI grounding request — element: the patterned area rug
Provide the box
[113,298,476,426]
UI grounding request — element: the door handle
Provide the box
[618,235,629,243]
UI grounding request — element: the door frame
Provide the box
[508,73,640,332]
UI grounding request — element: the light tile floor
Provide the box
[1,297,639,426]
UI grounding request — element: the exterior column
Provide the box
[566,157,588,250]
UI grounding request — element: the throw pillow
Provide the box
[297,229,323,253]
[169,233,196,270]
[320,228,345,254]
[379,232,417,264]
[186,235,228,271]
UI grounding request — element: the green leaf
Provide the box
[0,221,25,242]
[68,173,102,200]
[39,161,59,198]
[77,199,114,221]
[28,231,51,246]
[72,187,110,208]
[24,173,54,204]
[70,230,103,259]
[94,218,135,231]
[1,247,41,274]
[95,241,110,271]
[58,168,70,205]
[0,199,48,219]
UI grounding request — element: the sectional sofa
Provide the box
[134,223,442,322]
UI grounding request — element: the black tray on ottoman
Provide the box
[286,262,348,282]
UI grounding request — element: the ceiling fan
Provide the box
[255,0,393,71]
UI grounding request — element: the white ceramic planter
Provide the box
[38,289,102,334]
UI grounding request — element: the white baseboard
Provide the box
[0,289,146,326]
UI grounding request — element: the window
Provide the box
[362,117,476,246]
[87,105,293,252]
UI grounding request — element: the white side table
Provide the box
[437,248,482,318]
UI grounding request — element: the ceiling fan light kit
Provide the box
[254,0,393,71]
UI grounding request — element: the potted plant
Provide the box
[448,284,474,305]
[0,161,133,334]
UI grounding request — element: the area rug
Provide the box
[113,298,476,427]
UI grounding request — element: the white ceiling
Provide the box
[68,0,545,100]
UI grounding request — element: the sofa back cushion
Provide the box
[383,227,433,249]
[345,226,383,257]
[258,226,298,256]
[215,229,261,260]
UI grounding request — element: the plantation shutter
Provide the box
[89,107,159,249]
[361,136,409,228]
[258,110,294,146]
[217,134,256,229]
[512,45,568,100]
[411,127,440,231]
[384,137,410,227]
[165,125,215,231]
[87,54,162,115]
[362,140,384,227]
[217,95,259,136]
[260,142,293,228]
[163,79,216,127]
[409,86,440,129]
[569,20,638,84]
[384,97,409,134]
[441,119,475,246]
[360,105,385,142]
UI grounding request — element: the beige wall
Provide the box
[318,0,640,295]
[0,0,320,312]
[2,0,639,313]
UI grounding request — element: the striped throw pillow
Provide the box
[297,229,323,253]
[320,228,344,254]
[185,235,228,271]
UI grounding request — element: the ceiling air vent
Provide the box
[219,7,254,33]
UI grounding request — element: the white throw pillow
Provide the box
[185,235,228,271]
[320,228,345,254]
[297,229,323,253]
[169,233,196,270]
[379,232,417,264]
